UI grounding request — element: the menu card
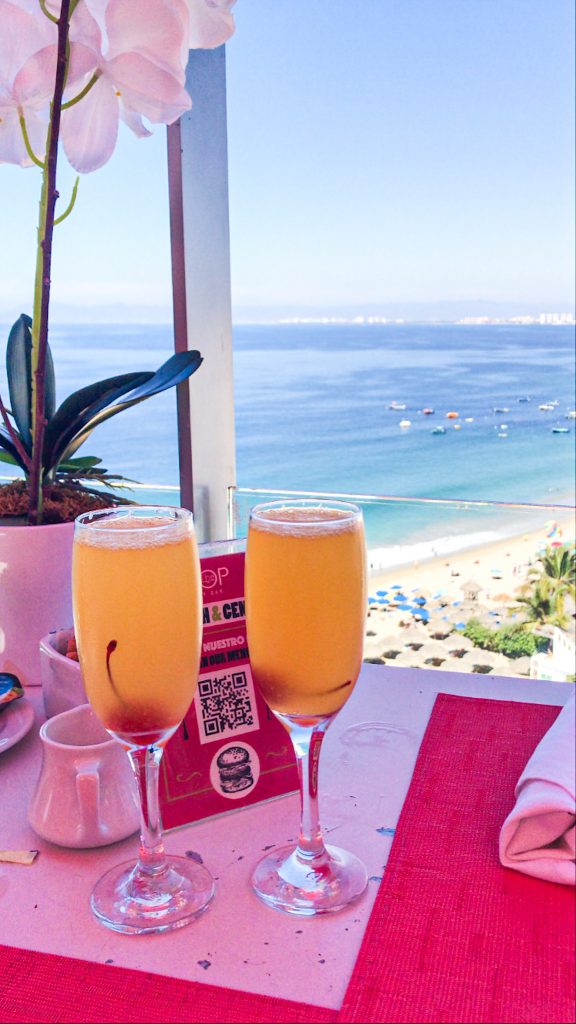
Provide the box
[160,540,298,830]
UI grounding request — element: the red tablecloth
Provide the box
[1,694,573,1023]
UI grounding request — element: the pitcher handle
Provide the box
[75,765,101,840]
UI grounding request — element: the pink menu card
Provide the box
[159,542,298,830]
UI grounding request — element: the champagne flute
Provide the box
[72,505,214,934]
[245,499,368,915]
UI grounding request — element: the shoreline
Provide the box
[365,512,575,679]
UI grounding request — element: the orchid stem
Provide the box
[61,72,100,110]
[28,0,73,525]
[54,177,80,225]
[18,113,44,169]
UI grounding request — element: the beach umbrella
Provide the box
[458,649,508,674]
[413,596,427,606]
[379,635,405,656]
[418,642,450,664]
[387,650,420,668]
[413,609,430,622]
[446,636,475,656]
[363,637,387,660]
[376,590,388,596]
[401,624,428,648]
[459,579,483,600]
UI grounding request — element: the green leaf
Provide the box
[42,372,153,476]
[6,314,55,449]
[51,351,203,468]
[57,455,103,470]
[0,428,28,472]
[0,450,19,465]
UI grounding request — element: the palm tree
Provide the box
[515,544,575,630]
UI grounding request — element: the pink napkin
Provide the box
[500,691,575,885]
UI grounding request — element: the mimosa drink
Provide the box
[73,515,202,746]
[246,506,366,717]
[245,500,368,916]
[72,506,214,935]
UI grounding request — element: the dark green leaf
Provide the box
[0,451,18,465]
[0,428,28,472]
[6,314,55,448]
[42,372,153,474]
[54,351,202,467]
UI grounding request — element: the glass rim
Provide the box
[74,504,193,533]
[249,498,362,526]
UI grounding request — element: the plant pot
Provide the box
[0,521,74,687]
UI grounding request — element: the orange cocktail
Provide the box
[72,506,214,936]
[246,506,366,718]
[73,514,202,746]
[245,500,368,916]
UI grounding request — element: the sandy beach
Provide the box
[364,512,576,679]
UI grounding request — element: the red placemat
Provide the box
[338,693,575,1024]
[0,944,336,1023]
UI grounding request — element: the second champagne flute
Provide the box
[73,505,214,934]
[245,499,368,915]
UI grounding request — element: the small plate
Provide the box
[0,698,35,754]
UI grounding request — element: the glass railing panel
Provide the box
[229,486,575,686]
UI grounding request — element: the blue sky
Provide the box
[1,0,574,324]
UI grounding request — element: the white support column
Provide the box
[167,46,236,543]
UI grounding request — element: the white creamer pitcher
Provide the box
[28,703,139,848]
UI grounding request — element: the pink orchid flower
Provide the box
[0,0,56,166]
[60,0,195,173]
[187,0,236,48]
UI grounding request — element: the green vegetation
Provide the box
[463,619,545,659]
[514,543,576,630]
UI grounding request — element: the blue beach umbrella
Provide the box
[390,585,403,590]
[396,602,412,611]
[376,590,388,596]
[377,597,390,605]
[413,597,427,606]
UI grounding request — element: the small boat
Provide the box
[493,407,509,414]
[389,401,406,410]
[446,411,459,419]
[464,417,474,422]
[422,407,434,415]
[539,403,555,411]
[552,426,570,434]
[566,411,576,419]
[399,419,411,428]
[432,426,446,435]
[518,396,531,403]
[453,423,462,430]
[498,432,508,438]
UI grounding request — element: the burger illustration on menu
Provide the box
[216,745,254,794]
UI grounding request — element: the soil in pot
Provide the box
[0,480,123,525]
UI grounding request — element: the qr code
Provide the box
[194,664,260,744]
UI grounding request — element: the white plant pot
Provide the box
[0,521,74,687]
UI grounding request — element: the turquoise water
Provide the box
[1,321,574,550]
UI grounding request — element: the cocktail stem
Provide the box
[286,717,331,862]
[127,745,167,877]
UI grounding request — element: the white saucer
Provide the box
[0,698,35,754]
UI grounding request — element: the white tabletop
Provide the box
[0,664,572,1010]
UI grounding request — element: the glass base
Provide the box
[91,855,215,934]
[251,843,368,916]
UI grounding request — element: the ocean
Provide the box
[2,322,575,557]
